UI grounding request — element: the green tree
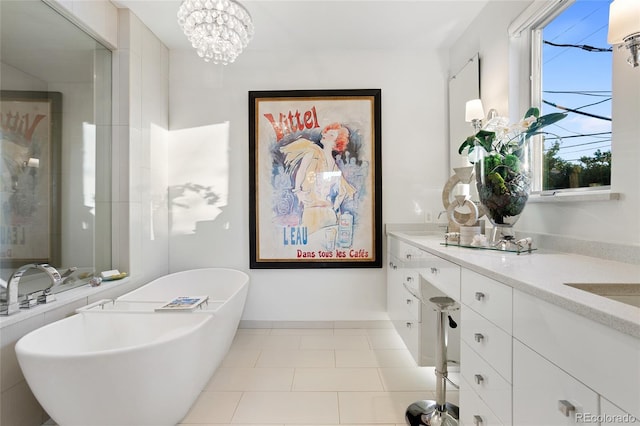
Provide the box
[579,149,611,187]
[543,143,611,190]
[543,141,573,190]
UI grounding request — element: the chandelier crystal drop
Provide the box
[177,0,254,65]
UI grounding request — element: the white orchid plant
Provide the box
[457,107,567,225]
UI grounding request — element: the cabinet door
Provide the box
[513,339,599,425]
[513,289,640,418]
[600,397,640,425]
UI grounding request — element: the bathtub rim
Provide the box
[15,311,214,359]
[116,267,250,308]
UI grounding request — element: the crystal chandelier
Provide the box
[177,0,254,65]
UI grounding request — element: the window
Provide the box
[531,0,612,192]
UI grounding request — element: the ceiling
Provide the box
[1,1,103,83]
[0,1,489,84]
[113,0,489,53]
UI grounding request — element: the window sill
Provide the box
[528,190,621,203]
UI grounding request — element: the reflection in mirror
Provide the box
[448,53,480,170]
[0,0,112,303]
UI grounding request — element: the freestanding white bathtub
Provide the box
[15,268,249,426]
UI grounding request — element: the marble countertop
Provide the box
[388,230,640,339]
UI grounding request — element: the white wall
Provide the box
[169,48,450,321]
[449,0,640,247]
[449,1,531,125]
[113,9,170,283]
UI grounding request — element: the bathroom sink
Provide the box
[564,283,640,309]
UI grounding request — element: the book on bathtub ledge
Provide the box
[155,296,209,311]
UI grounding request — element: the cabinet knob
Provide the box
[406,322,413,328]
[430,267,439,274]
[389,262,397,270]
[473,415,484,426]
[406,276,414,282]
[406,253,412,260]
[474,333,485,343]
[558,400,576,417]
[474,292,485,301]
[406,299,412,305]
[474,374,484,385]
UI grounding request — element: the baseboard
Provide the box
[239,319,393,329]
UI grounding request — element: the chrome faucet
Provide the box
[1,263,63,316]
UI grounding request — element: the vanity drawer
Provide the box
[390,239,431,263]
[460,375,505,426]
[513,289,640,418]
[461,269,512,333]
[461,341,512,426]
[600,397,639,426]
[400,270,421,321]
[402,270,420,295]
[461,306,512,383]
[419,254,461,301]
[513,339,598,426]
[395,318,420,362]
[403,292,421,321]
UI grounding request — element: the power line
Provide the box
[555,140,612,151]
[565,149,610,161]
[545,132,611,140]
[543,99,611,121]
[574,97,611,110]
[544,90,611,97]
[543,40,612,52]
[550,121,611,138]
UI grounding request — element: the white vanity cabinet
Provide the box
[387,236,461,366]
[600,398,640,425]
[513,289,640,422]
[513,339,598,425]
[387,237,426,362]
[386,231,639,426]
[459,268,513,426]
[459,374,506,426]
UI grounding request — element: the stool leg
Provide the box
[405,297,459,426]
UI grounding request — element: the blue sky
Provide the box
[541,0,612,163]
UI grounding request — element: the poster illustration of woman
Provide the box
[1,91,61,267]
[249,89,381,269]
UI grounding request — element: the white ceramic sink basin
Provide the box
[564,283,640,309]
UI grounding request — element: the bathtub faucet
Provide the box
[1,263,63,316]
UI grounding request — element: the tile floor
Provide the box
[178,326,459,426]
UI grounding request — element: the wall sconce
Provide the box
[465,99,485,132]
[608,0,640,68]
[23,158,39,168]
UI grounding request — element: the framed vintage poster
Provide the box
[1,91,62,268]
[249,89,382,269]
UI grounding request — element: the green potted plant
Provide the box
[458,107,567,236]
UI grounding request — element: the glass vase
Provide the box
[475,134,531,240]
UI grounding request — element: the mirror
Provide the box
[1,1,112,297]
[448,53,480,170]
